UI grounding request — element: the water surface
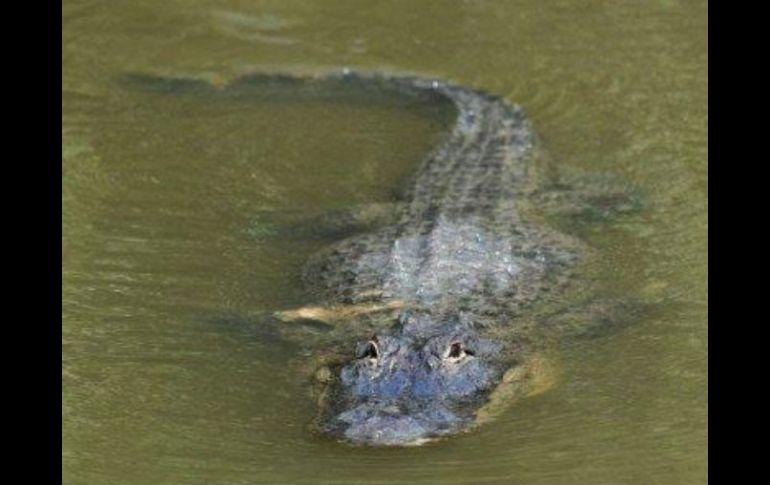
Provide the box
[62,1,707,484]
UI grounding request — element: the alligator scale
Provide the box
[125,70,638,446]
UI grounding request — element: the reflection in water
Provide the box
[63,0,706,484]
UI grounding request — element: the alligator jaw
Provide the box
[324,400,469,446]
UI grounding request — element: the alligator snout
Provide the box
[328,400,466,446]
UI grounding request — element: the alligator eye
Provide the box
[448,342,463,358]
[360,339,379,360]
[445,341,476,361]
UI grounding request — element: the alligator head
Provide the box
[318,313,506,446]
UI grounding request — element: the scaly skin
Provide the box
[287,71,587,446]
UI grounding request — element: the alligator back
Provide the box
[300,72,583,325]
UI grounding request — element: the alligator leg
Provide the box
[474,351,560,427]
[533,169,644,222]
[536,296,655,340]
[246,202,404,240]
[274,299,404,326]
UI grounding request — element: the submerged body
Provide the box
[288,72,587,445]
[124,70,635,446]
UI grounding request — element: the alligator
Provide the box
[122,69,640,446]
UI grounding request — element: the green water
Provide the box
[62,1,707,484]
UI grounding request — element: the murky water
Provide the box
[62,1,707,484]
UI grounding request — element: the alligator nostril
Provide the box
[382,404,400,414]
